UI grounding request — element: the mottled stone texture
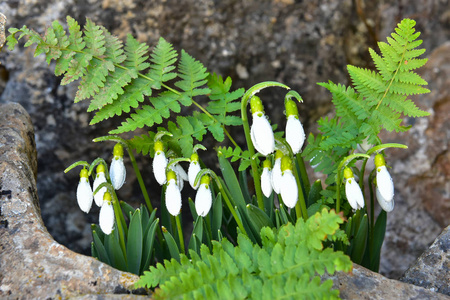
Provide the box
[0,0,448,279]
[0,103,143,299]
[401,226,450,296]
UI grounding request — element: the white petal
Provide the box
[261,167,273,197]
[280,170,298,208]
[195,183,212,217]
[93,172,107,207]
[188,161,201,190]
[165,179,182,216]
[76,178,93,213]
[271,158,282,194]
[110,157,126,190]
[376,186,395,212]
[345,177,365,210]
[153,152,168,185]
[286,116,305,154]
[99,201,115,235]
[250,113,275,156]
[175,164,189,181]
[376,166,394,202]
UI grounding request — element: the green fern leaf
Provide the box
[128,132,155,156]
[124,34,150,73]
[148,37,178,88]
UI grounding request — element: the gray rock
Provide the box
[400,225,450,296]
[0,103,143,299]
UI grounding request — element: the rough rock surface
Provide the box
[376,42,450,279]
[0,102,448,299]
[0,103,143,299]
[400,225,450,295]
[0,0,448,278]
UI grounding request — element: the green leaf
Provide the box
[92,230,111,265]
[369,210,387,272]
[141,218,160,274]
[127,209,143,275]
[162,226,181,262]
[212,193,223,241]
[350,214,368,264]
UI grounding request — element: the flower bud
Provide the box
[279,156,298,208]
[375,154,394,202]
[188,153,201,190]
[153,140,168,185]
[110,143,126,190]
[271,151,283,194]
[195,175,212,217]
[99,192,115,235]
[76,168,93,213]
[261,159,273,197]
[165,170,182,216]
[93,164,107,207]
[250,96,275,156]
[344,167,365,210]
[285,99,305,154]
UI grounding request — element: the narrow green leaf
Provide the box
[370,210,387,271]
[350,214,368,264]
[212,193,223,241]
[141,218,160,274]
[127,209,143,275]
[218,152,247,211]
[92,230,111,265]
[188,216,204,254]
[106,227,127,272]
[162,226,180,262]
[246,204,274,236]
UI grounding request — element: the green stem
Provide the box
[110,186,127,256]
[175,214,185,254]
[296,153,310,197]
[240,81,291,211]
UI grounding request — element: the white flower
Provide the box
[280,169,298,208]
[286,115,305,154]
[250,112,275,156]
[195,176,212,217]
[109,143,126,190]
[171,162,188,191]
[345,177,365,210]
[76,169,93,213]
[188,159,201,190]
[99,196,115,235]
[261,165,273,197]
[271,152,283,194]
[376,186,395,212]
[110,157,126,190]
[165,171,182,216]
[93,169,107,207]
[376,165,394,202]
[153,151,168,185]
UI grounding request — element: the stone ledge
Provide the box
[0,102,448,299]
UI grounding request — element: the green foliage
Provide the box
[303,18,429,186]
[7,17,244,158]
[136,208,352,299]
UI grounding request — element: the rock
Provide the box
[0,103,143,299]
[400,225,450,296]
[377,42,450,278]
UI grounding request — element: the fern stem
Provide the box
[240,81,291,211]
[175,214,185,254]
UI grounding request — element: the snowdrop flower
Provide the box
[165,170,182,216]
[250,96,275,156]
[188,153,201,190]
[93,164,107,207]
[261,159,273,197]
[375,154,394,202]
[170,161,188,191]
[279,156,298,209]
[99,192,115,235]
[153,140,168,185]
[344,167,365,210]
[285,99,305,154]
[271,150,283,194]
[77,168,93,213]
[376,186,395,212]
[195,175,212,217]
[109,143,126,190]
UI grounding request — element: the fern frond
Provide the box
[123,34,150,73]
[129,132,156,156]
[174,50,211,105]
[148,37,178,88]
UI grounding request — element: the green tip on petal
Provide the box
[275,150,284,160]
[374,153,386,168]
[343,167,353,179]
[80,168,89,178]
[263,158,272,169]
[190,153,199,162]
[103,191,112,201]
[280,155,293,172]
[96,164,106,174]
[200,175,210,185]
[285,99,299,118]
[113,143,124,157]
[167,170,177,181]
[154,140,164,152]
[250,96,264,114]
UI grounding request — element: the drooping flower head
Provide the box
[376,186,395,212]
[93,164,107,207]
[375,153,394,203]
[153,140,168,185]
[188,152,201,190]
[195,175,212,217]
[285,99,305,154]
[344,167,365,210]
[250,96,275,156]
[170,160,188,191]
[109,143,126,190]
[271,150,283,194]
[77,168,93,213]
[165,170,182,216]
[99,191,115,235]
[261,159,273,197]
[279,155,298,209]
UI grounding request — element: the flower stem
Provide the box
[296,153,310,197]
[175,214,185,254]
[110,186,127,255]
